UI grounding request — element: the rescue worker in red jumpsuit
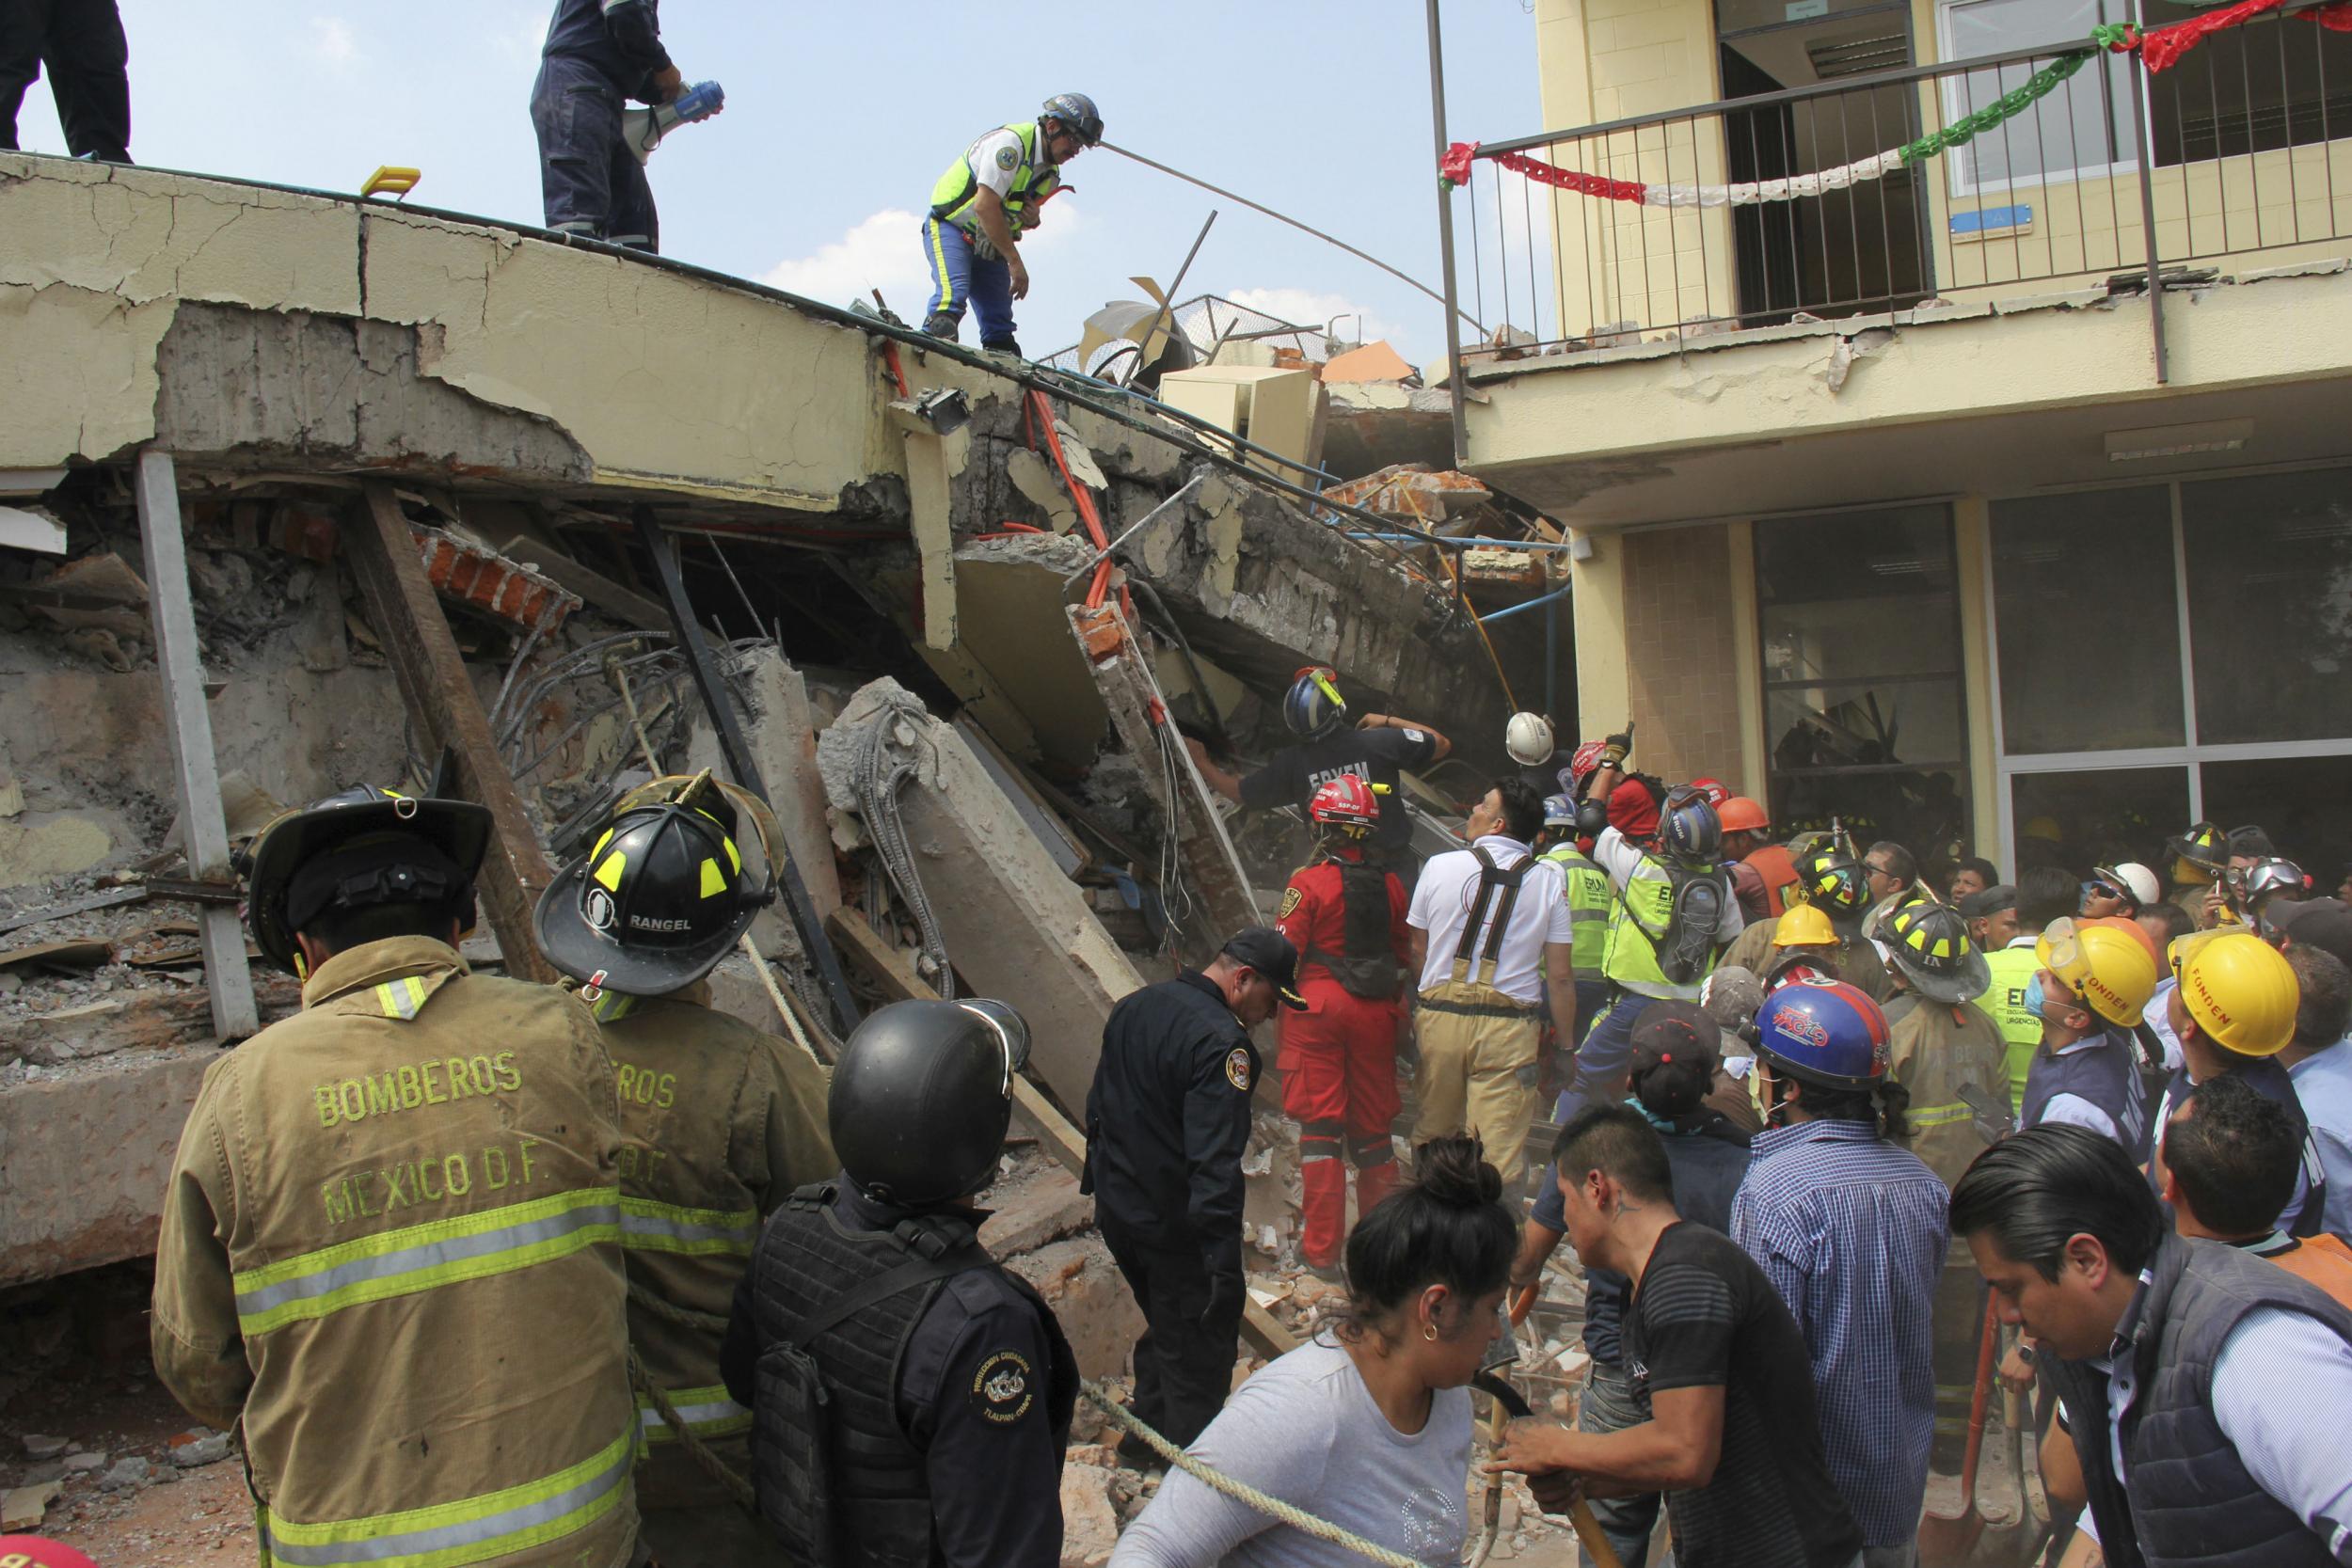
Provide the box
[1274,774,1414,1276]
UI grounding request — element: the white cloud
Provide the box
[310,17,358,66]
[762,204,1089,315]
[486,6,547,66]
[1222,287,1404,346]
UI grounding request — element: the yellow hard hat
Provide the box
[2167,929,2299,1057]
[1773,903,1838,948]
[2036,915,2158,1027]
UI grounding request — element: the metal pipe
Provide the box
[1546,589,1559,724]
[1478,579,1574,625]
[1059,473,1209,588]
[1426,0,1471,468]
[1347,531,1585,553]
[2127,40,2169,384]
[1138,212,1217,374]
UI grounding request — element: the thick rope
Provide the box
[1081,1380,1428,1568]
[628,1346,758,1512]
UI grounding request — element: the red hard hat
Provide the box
[1308,773,1380,834]
[1717,795,1770,833]
[1687,777,1729,806]
[0,1539,103,1568]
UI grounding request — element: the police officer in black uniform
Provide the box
[723,997,1075,1568]
[1085,927,1306,1465]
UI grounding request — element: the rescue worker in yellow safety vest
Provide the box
[533,771,835,1566]
[152,785,640,1568]
[921,92,1102,356]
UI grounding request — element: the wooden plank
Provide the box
[497,534,669,631]
[134,450,260,1040]
[829,907,1297,1360]
[343,482,558,984]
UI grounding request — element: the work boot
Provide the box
[979,336,1024,360]
[1114,1430,1168,1473]
[921,310,959,340]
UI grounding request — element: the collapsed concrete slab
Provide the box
[818,679,1142,1117]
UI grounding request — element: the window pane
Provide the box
[1758,506,1969,859]
[2200,755,2352,886]
[1942,0,2137,191]
[1991,485,2183,753]
[2010,766,2191,879]
[2182,466,2352,745]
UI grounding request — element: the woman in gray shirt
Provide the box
[1110,1134,1517,1567]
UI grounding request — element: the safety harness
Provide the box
[1421,847,1542,1018]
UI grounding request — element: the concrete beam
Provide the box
[817,680,1141,1118]
[0,1046,215,1288]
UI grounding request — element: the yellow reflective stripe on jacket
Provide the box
[617,1195,757,1258]
[258,1427,633,1568]
[375,976,430,1020]
[635,1384,752,1447]
[1910,1101,1974,1129]
[232,1187,622,1335]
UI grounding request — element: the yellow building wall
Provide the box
[1534,0,1739,336]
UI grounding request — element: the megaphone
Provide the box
[620,80,724,164]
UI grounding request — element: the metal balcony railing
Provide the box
[1446,0,2352,381]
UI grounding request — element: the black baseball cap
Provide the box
[1629,1000,1722,1074]
[1957,883,2018,919]
[2273,895,2352,970]
[1220,927,1308,1009]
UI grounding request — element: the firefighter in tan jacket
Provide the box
[151,785,638,1568]
[534,773,834,1567]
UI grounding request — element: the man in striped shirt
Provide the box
[1735,979,1949,1567]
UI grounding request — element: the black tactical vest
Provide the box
[747,1186,1022,1568]
[1324,859,1402,1001]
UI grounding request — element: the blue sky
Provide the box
[12,1,1547,365]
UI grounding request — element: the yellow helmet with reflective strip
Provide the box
[533,771,774,997]
[1772,903,1838,949]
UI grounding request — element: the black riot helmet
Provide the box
[830,998,1033,1208]
[241,784,490,974]
[533,771,773,996]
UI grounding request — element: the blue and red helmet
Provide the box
[1754,976,1890,1089]
[1282,667,1347,740]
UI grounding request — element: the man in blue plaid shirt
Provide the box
[1734,976,1950,1566]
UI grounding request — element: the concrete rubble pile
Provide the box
[0,150,1564,1563]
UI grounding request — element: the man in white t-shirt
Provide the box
[1406,777,1576,1185]
[920,93,1101,356]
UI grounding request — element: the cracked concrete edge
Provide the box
[1,153,886,510]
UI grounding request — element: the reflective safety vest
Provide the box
[587,985,837,1507]
[1745,843,1802,918]
[930,121,1062,235]
[1977,942,2045,1115]
[1602,852,1733,1001]
[1541,842,1614,974]
[150,936,640,1568]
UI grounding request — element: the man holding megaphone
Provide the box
[531,0,720,253]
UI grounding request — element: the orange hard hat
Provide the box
[1718,796,1770,833]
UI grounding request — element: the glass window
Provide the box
[1757,505,1970,854]
[2182,467,2352,746]
[1938,0,2137,194]
[2010,767,2191,879]
[1991,485,2183,754]
[2201,754,2352,887]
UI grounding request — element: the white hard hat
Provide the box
[2096,863,2163,907]
[1505,712,1555,767]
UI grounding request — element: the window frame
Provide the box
[1983,464,2352,870]
[1933,0,2147,198]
